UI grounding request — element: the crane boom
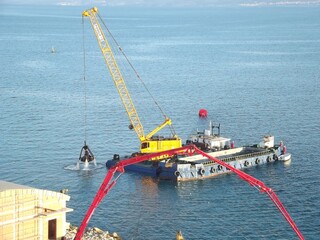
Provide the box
[145,117,172,139]
[74,144,304,240]
[82,7,145,140]
[82,7,182,154]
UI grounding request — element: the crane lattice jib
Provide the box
[83,8,145,141]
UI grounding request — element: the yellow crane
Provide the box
[82,7,182,155]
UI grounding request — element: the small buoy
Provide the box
[176,230,184,240]
[198,108,208,118]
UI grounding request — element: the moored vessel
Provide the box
[106,122,290,181]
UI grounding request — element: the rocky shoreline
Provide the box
[65,225,121,240]
[64,224,184,239]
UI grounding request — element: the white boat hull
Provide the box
[278,153,291,161]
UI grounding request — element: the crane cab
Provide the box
[140,137,182,154]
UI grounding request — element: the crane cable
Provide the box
[97,13,177,137]
[82,17,88,142]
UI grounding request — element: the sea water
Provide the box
[1,4,319,239]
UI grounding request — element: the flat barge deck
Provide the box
[106,122,290,181]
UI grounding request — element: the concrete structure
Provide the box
[0,180,73,240]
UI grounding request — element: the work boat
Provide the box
[106,122,291,181]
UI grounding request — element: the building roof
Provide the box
[0,180,70,201]
[0,180,33,192]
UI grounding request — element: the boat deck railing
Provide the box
[200,148,275,166]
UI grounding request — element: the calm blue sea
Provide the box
[1,4,320,239]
